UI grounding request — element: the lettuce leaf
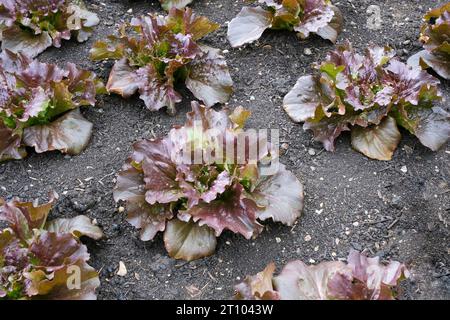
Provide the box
[234,263,280,300]
[163,219,216,261]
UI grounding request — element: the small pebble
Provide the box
[304,48,313,55]
[117,261,127,277]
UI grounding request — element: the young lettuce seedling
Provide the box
[0,193,103,300]
[227,0,343,48]
[0,0,99,57]
[235,249,410,300]
[408,3,450,80]
[284,42,449,161]
[114,102,304,261]
[90,8,233,115]
[0,50,105,162]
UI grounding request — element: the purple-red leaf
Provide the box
[273,260,349,300]
[1,26,52,58]
[253,164,304,226]
[113,163,172,241]
[351,117,401,161]
[283,75,323,123]
[106,58,139,98]
[184,183,263,239]
[0,122,26,161]
[186,46,234,107]
[23,109,93,155]
[235,263,280,300]
[163,219,216,261]
[227,6,274,48]
[136,65,182,115]
[0,193,56,241]
[46,216,104,240]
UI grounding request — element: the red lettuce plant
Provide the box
[227,0,343,48]
[90,8,233,115]
[0,0,100,58]
[408,3,450,80]
[159,0,193,11]
[235,250,410,300]
[114,101,304,261]
[0,193,103,300]
[283,42,449,161]
[0,50,105,162]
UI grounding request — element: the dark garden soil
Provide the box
[1,0,449,300]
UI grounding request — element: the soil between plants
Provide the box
[0,0,449,300]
